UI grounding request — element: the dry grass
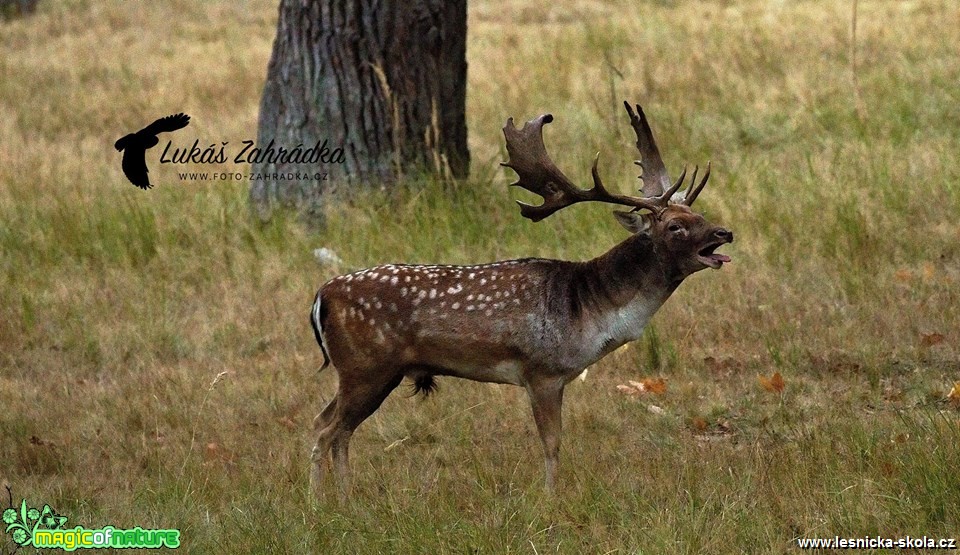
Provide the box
[1,0,959,552]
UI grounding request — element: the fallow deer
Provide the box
[308,101,733,499]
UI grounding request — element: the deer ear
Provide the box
[613,210,652,235]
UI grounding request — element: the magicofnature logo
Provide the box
[2,498,67,549]
[3,495,180,551]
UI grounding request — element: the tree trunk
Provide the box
[0,0,39,19]
[251,0,469,221]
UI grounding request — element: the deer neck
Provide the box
[564,233,681,359]
[585,233,680,303]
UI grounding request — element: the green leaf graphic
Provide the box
[38,504,67,530]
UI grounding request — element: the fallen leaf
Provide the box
[880,461,897,477]
[641,377,667,394]
[204,442,235,467]
[691,417,708,432]
[920,332,945,348]
[758,371,785,393]
[279,417,297,431]
[894,268,913,283]
[617,377,666,397]
[647,404,665,415]
[204,442,221,460]
[948,382,960,404]
[616,384,640,397]
[921,261,936,281]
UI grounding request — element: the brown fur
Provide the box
[308,205,732,500]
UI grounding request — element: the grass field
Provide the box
[2,0,959,552]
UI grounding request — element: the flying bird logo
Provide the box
[114,113,190,189]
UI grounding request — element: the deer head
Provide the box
[501,101,732,281]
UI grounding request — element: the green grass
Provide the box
[1,0,959,553]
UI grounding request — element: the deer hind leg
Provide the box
[311,372,403,502]
[526,379,565,493]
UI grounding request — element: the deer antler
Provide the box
[501,105,712,221]
[624,101,672,198]
[681,162,710,206]
[623,101,711,207]
[501,114,663,221]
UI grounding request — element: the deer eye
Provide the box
[668,222,684,233]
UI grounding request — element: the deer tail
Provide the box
[310,291,331,372]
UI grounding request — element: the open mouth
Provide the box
[697,242,731,269]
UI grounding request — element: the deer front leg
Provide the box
[309,395,340,498]
[526,379,565,493]
[313,395,339,430]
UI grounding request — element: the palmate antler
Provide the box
[501,102,711,221]
[623,101,710,206]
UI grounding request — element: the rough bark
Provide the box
[0,0,39,19]
[251,0,469,221]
